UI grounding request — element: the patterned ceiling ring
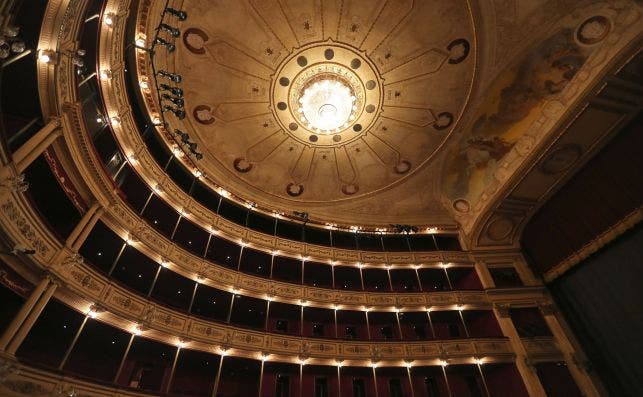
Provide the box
[193,105,215,124]
[233,157,253,173]
[538,143,582,175]
[576,16,611,45]
[341,183,359,195]
[433,112,453,130]
[447,38,470,64]
[182,27,209,54]
[286,183,304,196]
[393,160,412,174]
[271,40,382,148]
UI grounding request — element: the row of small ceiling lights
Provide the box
[85,305,487,367]
[38,6,445,236]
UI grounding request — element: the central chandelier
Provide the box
[298,77,356,134]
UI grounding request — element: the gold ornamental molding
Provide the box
[0,191,516,365]
[543,207,642,282]
[54,103,486,309]
[0,353,149,397]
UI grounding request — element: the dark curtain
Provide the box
[550,223,643,397]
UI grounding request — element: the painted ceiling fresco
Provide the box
[137,0,641,229]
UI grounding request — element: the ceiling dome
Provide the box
[136,0,476,226]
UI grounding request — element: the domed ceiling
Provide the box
[133,0,640,231]
[138,0,476,226]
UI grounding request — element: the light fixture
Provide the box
[38,49,54,63]
[439,359,449,367]
[157,70,182,83]
[154,37,175,52]
[298,78,356,133]
[159,23,180,37]
[163,105,186,119]
[103,13,116,26]
[159,83,183,97]
[165,7,188,21]
[99,69,112,80]
[162,93,184,107]
[135,36,146,48]
[474,357,484,365]
[133,325,142,335]
[110,116,120,126]
[139,80,150,90]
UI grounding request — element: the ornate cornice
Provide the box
[0,190,518,365]
[543,207,642,282]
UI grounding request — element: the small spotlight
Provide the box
[157,70,182,83]
[162,93,184,107]
[38,50,53,63]
[165,7,188,21]
[159,23,180,37]
[154,37,175,52]
[159,83,183,97]
[99,69,112,80]
[104,13,116,26]
[163,105,186,119]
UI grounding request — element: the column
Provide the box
[212,355,225,397]
[0,277,49,350]
[13,117,62,173]
[395,311,403,340]
[539,304,604,397]
[58,314,89,369]
[406,366,416,397]
[6,277,59,354]
[258,360,265,397]
[492,304,547,397]
[474,262,495,289]
[372,366,379,397]
[65,202,103,251]
[114,334,136,383]
[164,346,181,393]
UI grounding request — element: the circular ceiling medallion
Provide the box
[577,15,610,45]
[485,216,514,242]
[271,41,382,147]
